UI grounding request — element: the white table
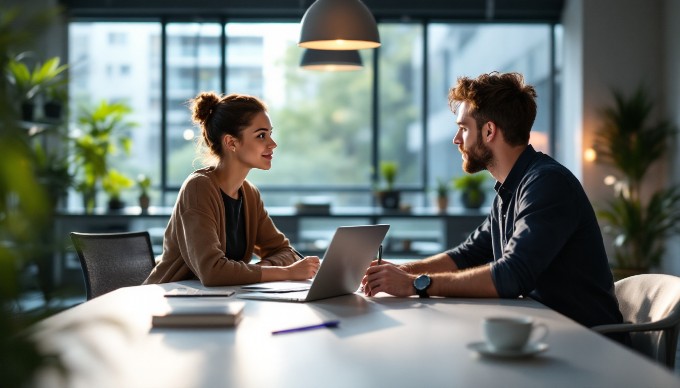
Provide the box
[30,281,680,388]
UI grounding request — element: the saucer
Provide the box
[467,341,549,358]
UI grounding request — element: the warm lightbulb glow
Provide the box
[583,148,597,162]
[300,40,380,50]
[603,175,617,186]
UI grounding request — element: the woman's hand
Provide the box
[285,256,320,280]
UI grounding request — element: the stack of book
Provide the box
[152,301,245,328]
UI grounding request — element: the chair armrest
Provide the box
[592,321,672,334]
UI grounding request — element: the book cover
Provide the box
[152,301,245,328]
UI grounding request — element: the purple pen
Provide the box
[271,320,340,335]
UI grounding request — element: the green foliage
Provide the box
[453,172,488,191]
[594,87,679,269]
[598,187,680,269]
[1,4,66,387]
[72,100,135,210]
[594,87,676,193]
[435,177,450,197]
[5,54,68,102]
[102,169,134,200]
[137,174,152,196]
[379,161,398,191]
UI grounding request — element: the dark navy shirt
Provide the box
[447,145,624,329]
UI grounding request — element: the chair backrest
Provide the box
[615,274,680,367]
[70,231,156,300]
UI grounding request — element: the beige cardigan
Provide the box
[144,167,296,286]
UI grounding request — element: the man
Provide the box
[362,72,625,340]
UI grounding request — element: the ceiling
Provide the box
[59,0,565,22]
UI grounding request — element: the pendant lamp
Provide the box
[298,0,381,50]
[300,49,363,71]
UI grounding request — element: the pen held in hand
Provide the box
[292,248,305,260]
[377,244,383,265]
[271,320,340,335]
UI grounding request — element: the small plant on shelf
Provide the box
[435,177,450,212]
[137,174,152,211]
[102,169,134,211]
[376,161,400,209]
[453,172,489,209]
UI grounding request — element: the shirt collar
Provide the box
[494,144,538,195]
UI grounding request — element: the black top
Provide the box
[447,146,625,335]
[222,190,246,261]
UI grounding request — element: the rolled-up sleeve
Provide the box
[446,215,494,269]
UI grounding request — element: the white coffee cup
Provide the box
[482,316,548,351]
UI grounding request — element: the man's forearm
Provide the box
[430,264,499,298]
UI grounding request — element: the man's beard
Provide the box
[461,130,493,174]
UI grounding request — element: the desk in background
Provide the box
[52,207,486,288]
[30,281,680,388]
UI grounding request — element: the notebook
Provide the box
[152,301,245,328]
[238,224,390,302]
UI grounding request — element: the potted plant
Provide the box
[5,53,68,121]
[453,172,489,209]
[593,87,680,279]
[137,174,152,212]
[72,100,135,213]
[435,177,450,212]
[102,169,134,211]
[376,161,400,209]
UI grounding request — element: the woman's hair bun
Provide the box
[191,92,220,124]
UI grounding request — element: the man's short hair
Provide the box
[448,72,537,146]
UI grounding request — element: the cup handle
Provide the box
[531,323,549,343]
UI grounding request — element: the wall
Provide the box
[562,0,679,275]
[664,0,680,275]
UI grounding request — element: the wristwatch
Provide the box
[413,275,431,298]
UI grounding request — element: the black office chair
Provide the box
[70,231,156,300]
[592,274,680,369]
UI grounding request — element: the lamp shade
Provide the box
[300,49,363,71]
[299,0,381,50]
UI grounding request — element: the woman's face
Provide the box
[232,111,277,171]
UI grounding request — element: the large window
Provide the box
[426,24,554,207]
[68,20,559,209]
[69,22,162,209]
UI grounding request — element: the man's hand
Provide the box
[362,262,417,297]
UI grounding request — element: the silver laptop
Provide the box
[238,224,390,302]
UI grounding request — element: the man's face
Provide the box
[453,101,493,174]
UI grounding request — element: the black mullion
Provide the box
[160,18,168,206]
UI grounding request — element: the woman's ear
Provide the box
[224,135,237,152]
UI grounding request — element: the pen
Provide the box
[272,320,340,335]
[291,247,305,260]
[377,244,383,265]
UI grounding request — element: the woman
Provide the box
[144,92,320,286]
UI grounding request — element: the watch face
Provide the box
[415,275,431,290]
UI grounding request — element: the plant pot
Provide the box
[139,194,150,212]
[108,198,126,211]
[461,189,485,209]
[378,190,400,209]
[437,196,448,213]
[43,101,63,120]
[21,101,35,121]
